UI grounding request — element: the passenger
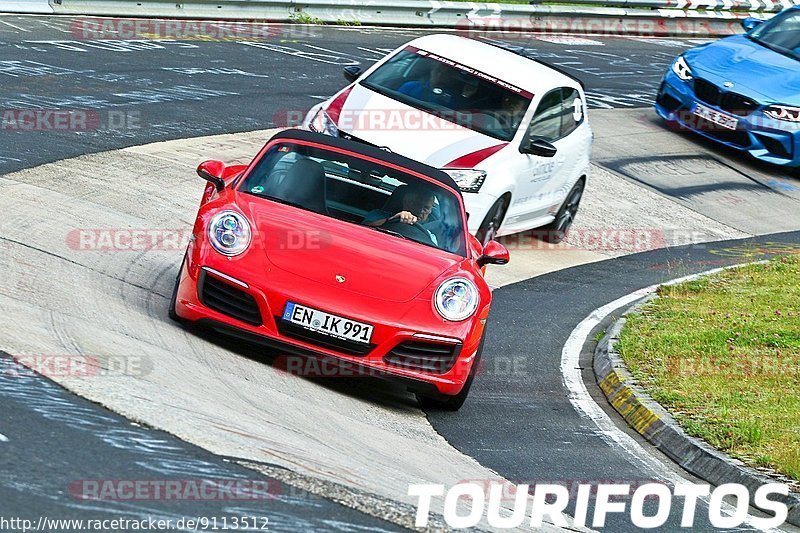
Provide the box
[397,61,453,106]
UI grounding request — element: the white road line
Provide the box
[561,265,782,531]
[0,20,30,32]
[0,433,9,442]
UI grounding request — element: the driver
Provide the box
[363,187,438,245]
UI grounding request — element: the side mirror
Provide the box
[197,160,226,192]
[520,138,557,158]
[343,65,363,83]
[741,17,764,32]
[477,240,510,267]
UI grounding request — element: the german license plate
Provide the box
[283,302,373,344]
[693,102,738,131]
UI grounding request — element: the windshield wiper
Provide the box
[250,193,307,210]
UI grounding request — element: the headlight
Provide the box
[671,55,693,81]
[441,169,487,193]
[208,211,251,256]
[764,105,800,122]
[434,278,479,321]
[309,108,339,137]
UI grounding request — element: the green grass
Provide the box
[617,255,800,481]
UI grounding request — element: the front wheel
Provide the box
[168,254,186,322]
[416,333,485,411]
[539,179,584,244]
[475,196,509,246]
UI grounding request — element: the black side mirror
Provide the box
[741,17,764,32]
[197,160,225,192]
[520,138,557,158]
[343,65,363,83]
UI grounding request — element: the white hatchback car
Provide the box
[302,34,593,244]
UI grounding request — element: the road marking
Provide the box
[561,265,778,530]
[0,433,9,442]
[0,20,30,32]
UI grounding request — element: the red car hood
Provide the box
[240,197,463,303]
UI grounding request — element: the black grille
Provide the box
[277,319,374,356]
[755,134,793,159]
[703,128,751,147]
[385,341,462,374]
[656,90,682,113]
[693,79,758,116]
[199,271,262,326]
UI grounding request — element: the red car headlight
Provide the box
[208,210,251,256]
[434,278,479,321]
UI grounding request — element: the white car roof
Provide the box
[405,34,582,97]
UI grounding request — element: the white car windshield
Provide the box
[239,142,468,257]
[361,46,532,142]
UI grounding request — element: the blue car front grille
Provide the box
[693,79,759,117]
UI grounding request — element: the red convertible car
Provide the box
[169,129,508,409]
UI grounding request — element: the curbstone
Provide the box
[594,298,800,527]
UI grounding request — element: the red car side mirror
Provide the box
[478,240,509,267]
[197,160,226,192]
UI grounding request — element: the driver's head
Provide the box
[402,187,436,223]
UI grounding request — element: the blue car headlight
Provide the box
[671,55,693,82]
[764,105,800,123]
[208,211,251,256]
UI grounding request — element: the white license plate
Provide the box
[693,102,738,131]
[283,302,373,344]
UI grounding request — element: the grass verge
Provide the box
[617,255,800,482]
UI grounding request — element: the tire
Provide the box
[168,254,186,323]
[539,179,585,244]
[475,195,510,246]
[416,333,485,412]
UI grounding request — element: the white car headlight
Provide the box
[671,55,693,81]
[441,169,487,193]
[208,211,251,256]
[309,108,339,137]
[764,105,800,122]
[434,278,479,321]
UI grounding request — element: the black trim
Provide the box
[267,129,461,196]
[194,318,442,396]
[198,270,262,327]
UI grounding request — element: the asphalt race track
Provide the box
[2,14,800,532]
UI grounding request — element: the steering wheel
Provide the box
[381,219,436,245]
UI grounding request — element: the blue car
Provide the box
[655,7,800,168]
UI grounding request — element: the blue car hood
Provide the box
[685,35,800,105]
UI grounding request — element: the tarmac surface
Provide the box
[2,14,799,532]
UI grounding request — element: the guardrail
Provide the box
[9,0,800,36]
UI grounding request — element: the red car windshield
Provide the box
[239,142,468,257]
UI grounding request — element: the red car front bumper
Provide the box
[174,244,487,397]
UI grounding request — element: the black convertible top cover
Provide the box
[269,129,462,196]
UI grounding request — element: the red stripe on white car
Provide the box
[326,85,354,124]
[443,143,507,168]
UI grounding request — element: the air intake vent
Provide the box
[199,271,262,326]
[385,341,461,374]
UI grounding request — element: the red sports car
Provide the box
[169,129,508,409]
